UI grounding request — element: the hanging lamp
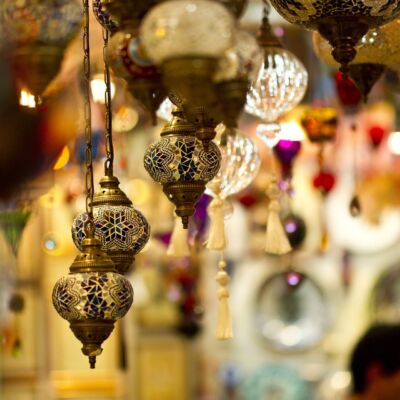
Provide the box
[53,0,133,369]
[72,18,150,275]
[140,0,235,112]
[269,0,400,74]
[246,1,308,147]
[4,0,82,101]
[144,108,221,228]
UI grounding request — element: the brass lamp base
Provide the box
[216,79,249,128]
[163,181,206,228]
[109,252,135,275]
[318,16,370,75]
[70,320,115,369]
[93,176,132,207]
[12,44,64,97]
[162,57,218,112]
[349,63,385,103]
[127,77,166,125]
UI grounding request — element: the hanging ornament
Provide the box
[205,126,260,248]
[349,123,362,217]
[265,177,292,255]
[368,125,386,149]
[4,0,82,99]
[0,209,31,257]
[107,29,166,124]
[214,30,263,129]
[167,215,191,257]
[72,23,150,274]
[140,0,235,112]
[246,2,308,147]
[52,0,133,368]
[144,108,221,228]
[269,0,400,74]
[273,140,302,182]
[334,71,362,111]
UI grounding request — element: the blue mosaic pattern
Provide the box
[72,205,150,255]
[92,0,119,33]
[143,136,221,184]
[270,0,400,26]
[52,272,133,321]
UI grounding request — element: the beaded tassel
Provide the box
[167,214,190,257]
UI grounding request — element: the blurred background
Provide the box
[2,0,400,399]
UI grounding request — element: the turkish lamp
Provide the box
[214,30,263,129]
[107,31,166,124]
[4,0,82,99]
[269,0,400,74]
[72,176,150,274]
[140,0,235,111]
[52,236,133,368]
[144,108,221,228]
[246,12,308,148]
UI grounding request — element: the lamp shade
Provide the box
[140,0,235,64]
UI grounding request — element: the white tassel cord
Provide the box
[215,258,233,340]
[167,215,190,257]
[265,179,292,255]
[206,196,227,251]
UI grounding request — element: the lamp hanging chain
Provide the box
[82,0,95,237]
[103,28,114,177]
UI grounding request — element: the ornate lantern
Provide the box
[269,0,400,73]
[246,4,308,147]
[52,237,133,368]
[144,108,221,228]
[140,0,235,111]
[4,0,82,99]
[313,20,400,101]
[52,0,133,368]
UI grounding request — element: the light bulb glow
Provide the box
[19,89,36,108]
[90,77,116,104]
[388,131,400,155]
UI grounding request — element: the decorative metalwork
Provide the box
[53,272,133,321]
[92,0,119,33]
[144,108,221,227]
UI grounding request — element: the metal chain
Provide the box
[103,28,114,177]
[82,0,95,236]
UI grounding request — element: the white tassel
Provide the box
[167,215,190,257]
[265,180,292,255]
[215,259,233,340]
[206,196,227,251]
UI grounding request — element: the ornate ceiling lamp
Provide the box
[72,14,150,275]
[313,20,400,101]
[4,0,82,101]
[144,108,221,229]
[140,0,235,113]
[246,1,308,147]
[269,0,400,74]
[52,0,133,368]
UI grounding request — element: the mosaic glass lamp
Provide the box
[246,9,307,148]
[107,31,165,124]
[269,0,400,73]
[140,0,235,110]
[3,0,82,97]
[313,19,400,101]
[53,236,133,368]
[72,176,150,274]
[144,108,221,228]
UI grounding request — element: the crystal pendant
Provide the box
[256,123,281,149]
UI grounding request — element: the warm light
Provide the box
[280,325,302,346]
[19,89,36,108]
[280,121,306,141]
[53,146,70,170]
[90,76,116,104]
[387,131,400,155]
[330,371,351,390]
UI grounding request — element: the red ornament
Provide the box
[368,125,386,149]
[313,170,336,195]
[334,72,362,109]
